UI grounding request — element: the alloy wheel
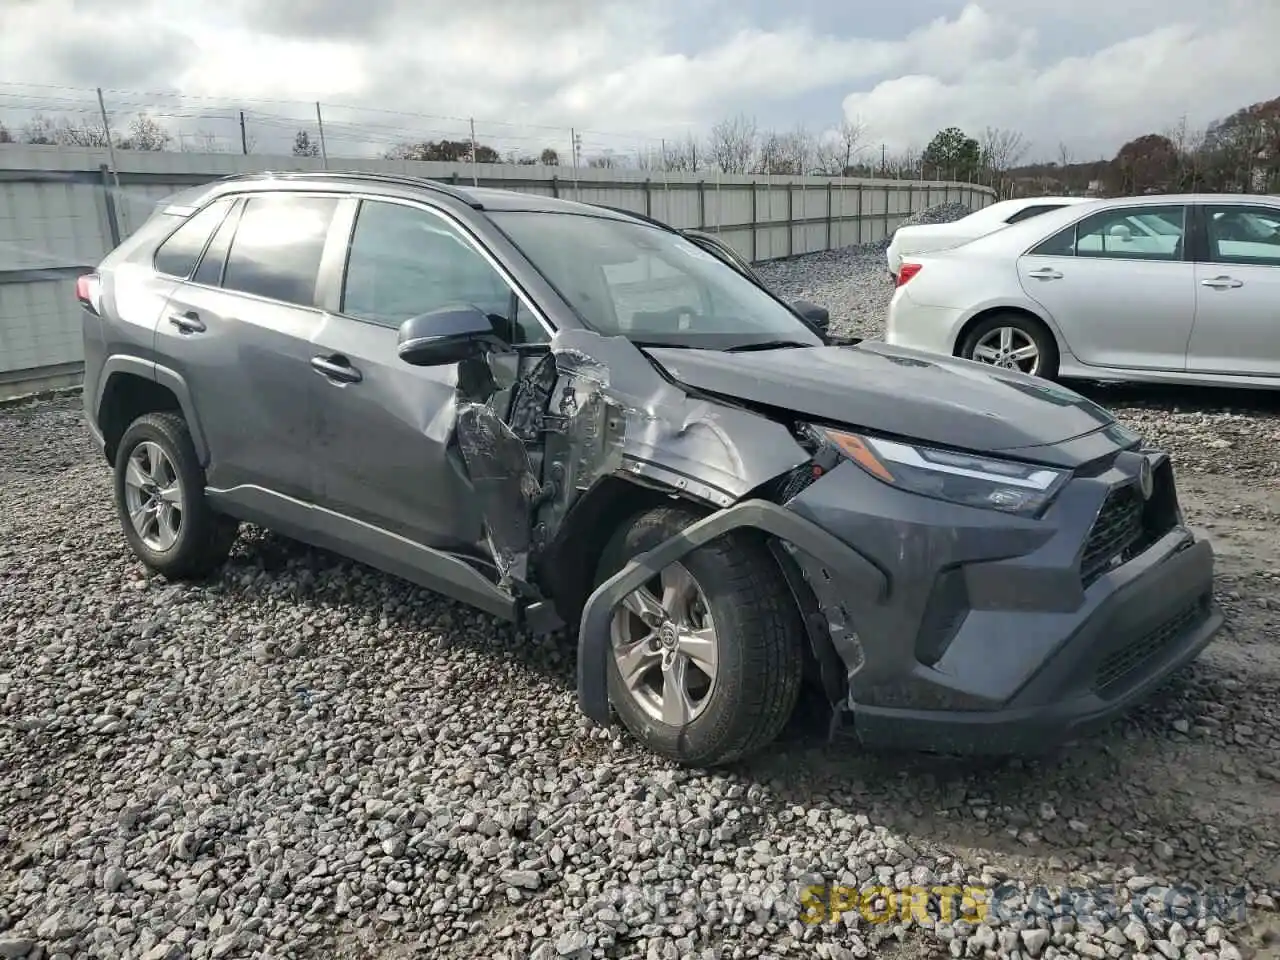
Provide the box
[123,441,184,552]
[610,562,719,726]
[971,326,1041,375]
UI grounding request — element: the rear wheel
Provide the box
[959,312,1059,379]
[595,505,805,766]
[114,412,239,579]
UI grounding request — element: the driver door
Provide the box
[308,196,547,556]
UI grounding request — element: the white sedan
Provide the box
[886,196,1091,280]
[885,194,1280,387]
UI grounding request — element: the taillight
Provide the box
[76,273,102,316]
[896,263,922,287]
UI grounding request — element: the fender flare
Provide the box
[575,498,888,726]
[97,356,211,465]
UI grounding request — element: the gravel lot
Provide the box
[3,220,1280,960]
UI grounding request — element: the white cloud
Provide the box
[842,2,1280,159]
[0,0,1276,161]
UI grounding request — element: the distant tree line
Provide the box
[2,95,1276,196]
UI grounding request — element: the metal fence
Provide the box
[0,144,995,398]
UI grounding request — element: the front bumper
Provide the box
[850,532,1219,754]
[576,446,1221,756]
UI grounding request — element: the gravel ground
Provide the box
[3,216,1279,960]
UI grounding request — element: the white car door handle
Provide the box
[1201,275,1243,289]
[1027,268,1063,280]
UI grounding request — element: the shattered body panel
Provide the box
[451,328,814,605]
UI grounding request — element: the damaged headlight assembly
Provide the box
[807,425,1069,517]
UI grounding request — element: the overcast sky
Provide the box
[2,0,1279,162]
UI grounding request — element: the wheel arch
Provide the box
[952,303,1066,360]
[96,357,209,467]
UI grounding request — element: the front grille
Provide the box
[1080,485,1145,584]
[1092,600,1205,696]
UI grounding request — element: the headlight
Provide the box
[810,425,1069,517]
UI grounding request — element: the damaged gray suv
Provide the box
[79,171,1223,767]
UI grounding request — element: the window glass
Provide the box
[1205,205,1280,266]
[152,199,233,278]
[341,200,544,343]
[1030,205,1186,261]
[191,199,243,287]
[1004,203,1064,225]
[490,211,823,350]
[221,194,339,306]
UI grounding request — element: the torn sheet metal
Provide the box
[455,401,542,588]
[544,329,810,508]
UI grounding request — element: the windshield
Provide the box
[489,212,822,350]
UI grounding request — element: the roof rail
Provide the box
[215,170,485,208]
[591,204,678,232]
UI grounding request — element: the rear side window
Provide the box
[191,199,243,287]
[222,194,339,306]
[153,199,233,278]
[1004,203,1064,225]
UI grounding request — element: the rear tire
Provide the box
[595,505,805,767]
[113,412,239,580]
[958,311,1060,379]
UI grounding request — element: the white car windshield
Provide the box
[491,211,823,350]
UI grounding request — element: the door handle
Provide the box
[1200,275,1243,289]
[1027,268,1063,280]
[310,355,362,384]
[168,312,206,334]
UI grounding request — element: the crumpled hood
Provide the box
[643,341,1124,463]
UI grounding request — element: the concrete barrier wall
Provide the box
[0,144,995,397]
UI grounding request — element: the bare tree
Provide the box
[20,114,57,145]
[1056,141,1072,169]
[884,146,920,179]
[707,113,758,174]
[819,117,868,175]
[980,126,1029,176]
[755,131,790,174]
[587,150,618,168]
[1164,114,1207,190]
[49,117,113,147]
[120,113,171,151]
[782,124,816,175]
[661,132,702,172]
[0,121,13,144]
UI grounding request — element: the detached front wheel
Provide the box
[595,505,805,767]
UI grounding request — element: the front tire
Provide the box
[595,505,805,767]
[114,412,239,579]
[958,311,1059,379]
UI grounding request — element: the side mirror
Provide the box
[792,299,830,335]
[397,304,506,367]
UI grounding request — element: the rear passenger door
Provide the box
[1017,204,1195,371]
[157,192,339,499]
[1186,203,1280,378]
[309,196,548,553]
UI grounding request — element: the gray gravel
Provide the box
[3,218,1280,959]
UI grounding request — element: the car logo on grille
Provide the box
[1138,458,1154,500]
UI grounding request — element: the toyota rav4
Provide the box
[78,171,1222,767]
